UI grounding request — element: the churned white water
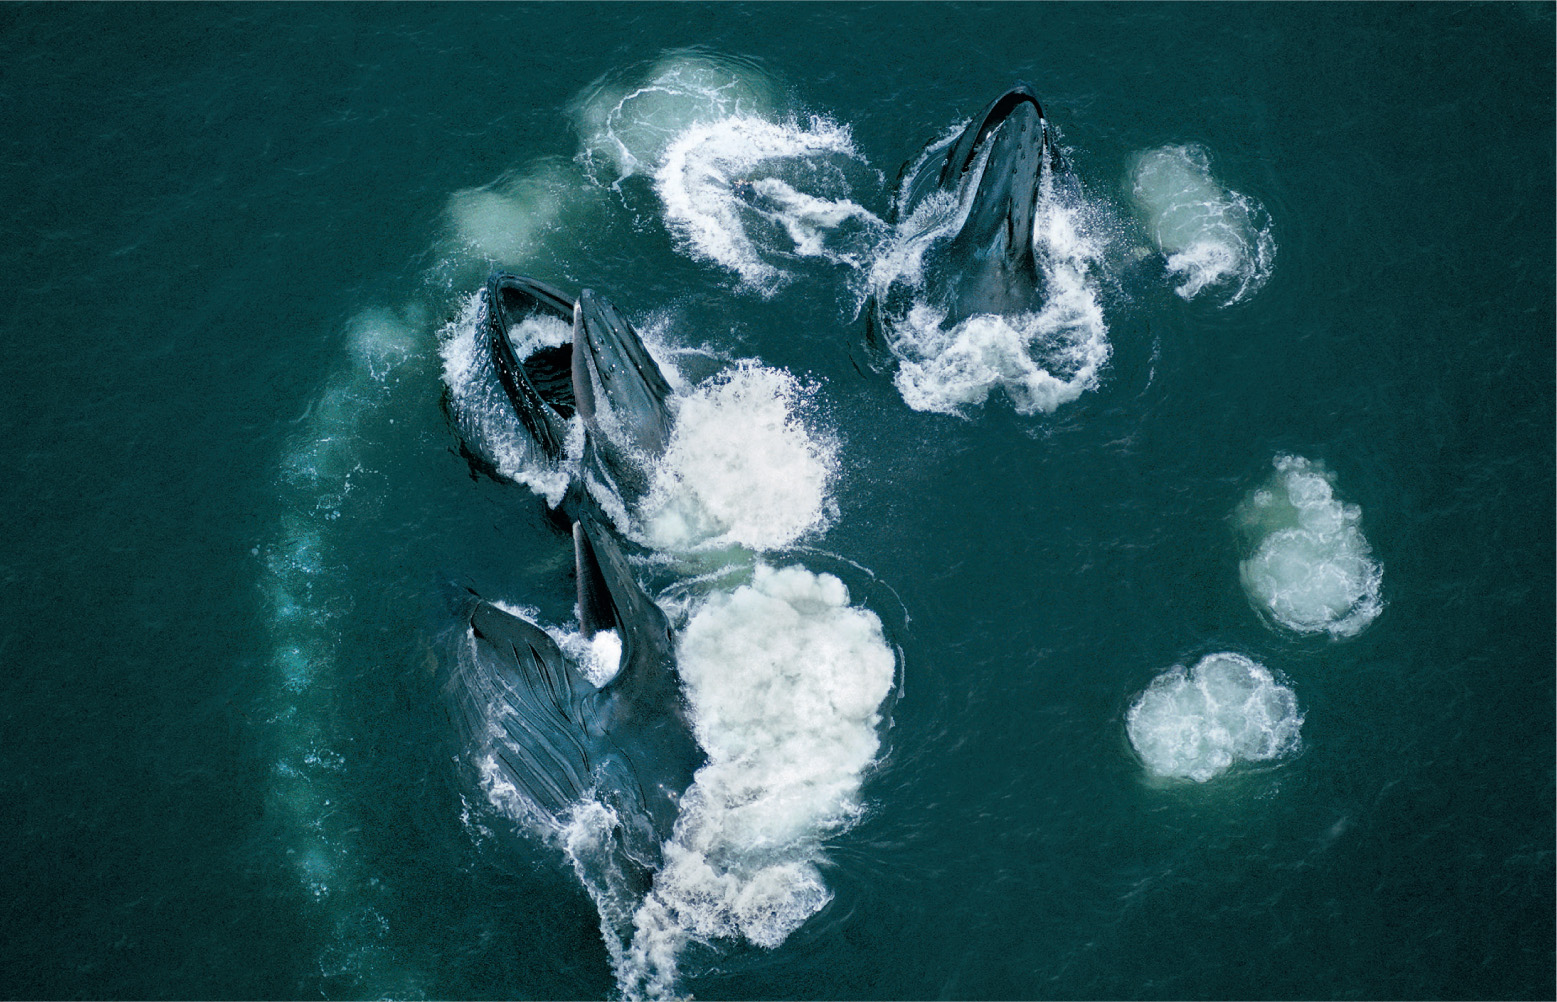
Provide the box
[607,564,897,999]
[654,115,886,293]
[572,52,779,182]
[1237,455,1384,638]
[1126,653,1304,783]
[871,140,1114,416]
[438,292,581,507]
[1129,144,1275,305]
[634,362,839,553]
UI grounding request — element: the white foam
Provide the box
[572,52,778,182]
[1129,144,1275,305]
[609,564,896,998]
[872,154,1113,416]
[438,291,580,507]
[633,362,839,553]
[653,115,886,293]
[1237,455,1384,638]
[1126,652,1304,783]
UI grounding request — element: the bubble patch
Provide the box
[1237,455,1384,638]
[1127,652,1304,783]
[1129,144,1275,305]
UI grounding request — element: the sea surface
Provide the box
[1,4,1553,1000]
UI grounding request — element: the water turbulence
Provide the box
[1126,653,1304,783]
[869,97,1115,417]
[1128,144,1275,306]
[654,115,887,294]
[1236,455,1384,638]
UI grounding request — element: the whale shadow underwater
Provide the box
[442,511,703,877]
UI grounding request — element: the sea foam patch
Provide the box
[610,564,897,998]
[654,115,886,293]
[1237,455,1383,638]
[1127,652,1303,783]
[634,362,839,553]
[1129,144,1275,305]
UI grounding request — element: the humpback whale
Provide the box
[883,84,1063,327]
[476,274,676,507]
[445,512,702,870]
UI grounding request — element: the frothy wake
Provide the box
[1129,144,1275,305]
[1237,455,1384,638]
[869,134,1115,416]
[1127,652,1304,783]
[654,115,887,293]
[441,300,839,555]
[532,564,897,999]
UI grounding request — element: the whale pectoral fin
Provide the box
[574,520,615,640]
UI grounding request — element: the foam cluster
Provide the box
[1126,652,1304,783]
[1129,144,1275,305]
[634,362,839,553]
[1237,455,1384,638]
[616,564,897,997]
[572,52,778,181]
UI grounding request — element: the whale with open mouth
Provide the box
[475,273,676,509]
[880,83,1062,327]
[444,512,702,873]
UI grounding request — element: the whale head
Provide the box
[889,84,1058,327]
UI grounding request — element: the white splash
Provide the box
[1129,144,1275,305]
[1127,652,1304,783]
[654,115,886,293]
[1237,455,1383,638]
[872,146,1114,416]
[572,51,779,181]
[634,362,839,554]
[614,564,897,999]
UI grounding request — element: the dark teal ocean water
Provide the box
[2,4,1552,1000]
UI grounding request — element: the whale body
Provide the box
[882,84,1064,328]
[445,513,702,870]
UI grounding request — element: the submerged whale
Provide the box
[880,83,1064,328]
[477,273,676,506]
[445,512,702,870]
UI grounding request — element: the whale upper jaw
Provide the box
[572,289,676,500]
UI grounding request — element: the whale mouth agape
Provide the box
[572,289,675,459]
[483,273,578,459]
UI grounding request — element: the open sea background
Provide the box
[1,3,1552,999]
